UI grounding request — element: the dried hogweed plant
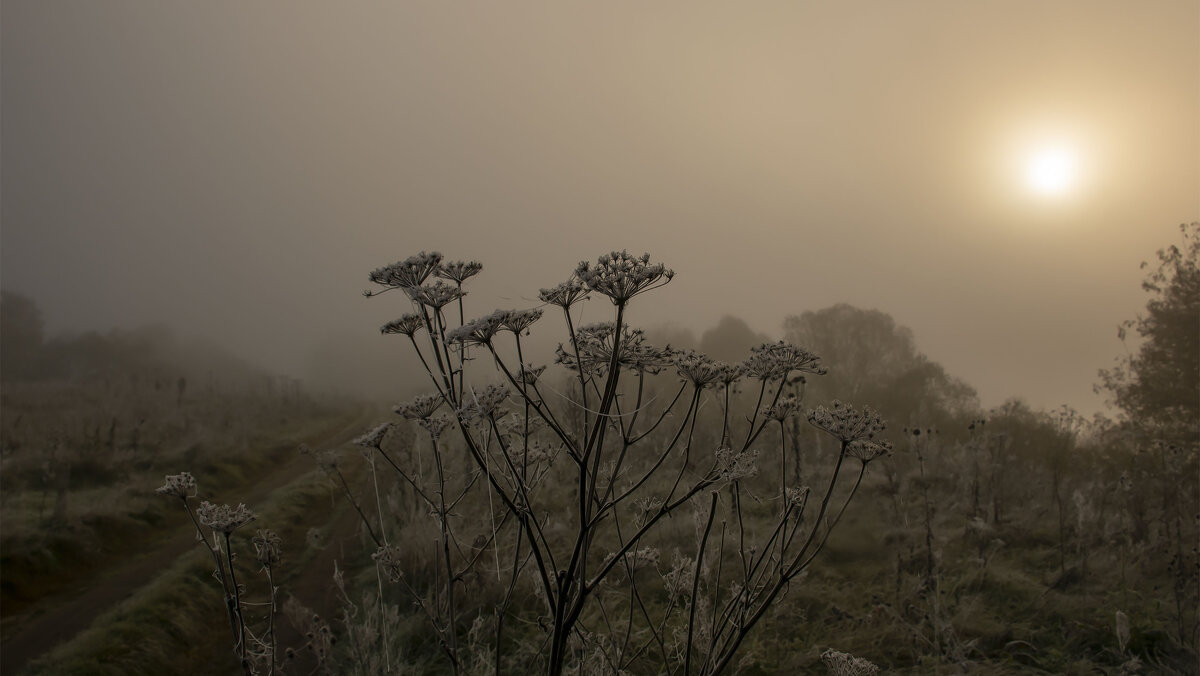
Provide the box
[155,472,289,675]
[351,250,890,675]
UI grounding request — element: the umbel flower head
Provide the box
[354,422,394,448]
[373,544,405,582]
[252,529,282,567]
[499,308,544,334]
[807,401,889,445]
[520,364,547,385]
[763,394,802,421]
[381,313,425,337]
[445,310,507,347]
[196,501,256,534]
[435,260,482,284]
[846,439,892,464]
[419,414,452,439]
[405,281,464,310]
[395,394,444,421]
[156,472,196,498]
[575,251,673,304]
[715,446,760,482]
[538,279,589,309]
[673,350,725,388]
[556,323,674,375]
[740,341,825,381]
[457,384,511,424]
[367,251,444,292]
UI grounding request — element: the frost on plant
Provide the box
[348,250,892,675]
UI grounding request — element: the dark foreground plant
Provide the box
[156,472,286,675]
[347,250,892,675]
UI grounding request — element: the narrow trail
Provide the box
[0,409,378,675]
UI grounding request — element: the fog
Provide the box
[3,1,1197,413]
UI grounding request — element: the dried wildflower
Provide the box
[395,393,444,420]
[525,440,556,466]
[520,364,547,385]
[155,472,196,498]
[435,260,482,284]
[763,394,802,421]
[367,251,444,291]
[662,554,697,599]
[820,648,880,676]
[574,251,673,304]
[353,422,393,448]
[381,313,425,337]
[673,350,724,388]
[494,412,544,439]
[636,496,662,514]
[252,529,282,567]
[715,446,760,482]
[556,322,674,375]
[807,401,888,445]
[716,361,742,386]
[457,384,510,424]
[373,544,405,582]
[785,486,811,508]
[405,280,464,310]
[741,341,824,381]
[846,439,892,464]
[499,308,544,334]
[419,414,451,439]
[457,386,509,426]
[538,279,589,309]
[196,501,256,534]
[445,310,506,347]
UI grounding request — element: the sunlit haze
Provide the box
[2,1,1198,416]
[1026,145,1079,196]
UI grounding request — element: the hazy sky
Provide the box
[3,1,1197,415]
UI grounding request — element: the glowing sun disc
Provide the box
[1025,146,1078,196]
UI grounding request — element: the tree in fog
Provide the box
[1099,221,1200,445]
[783,304,976,426]
[699,315,769,362]
[1,292,45,380]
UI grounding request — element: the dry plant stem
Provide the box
[685,492,719,675]
[365,455,393,672]
[550,301,631,672]
[368,252,887,675]
[495,527,526,674]
[607,390,701,510]
[266,564,278,676]
[708,442,855,674]
[333,468,381,547]
[430,436,461,675]
[915,437,936,581]
[181,499,246,670]
[223,532,249,671]
[562,309,591,440]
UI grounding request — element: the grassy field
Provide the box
[1,382,1195,675]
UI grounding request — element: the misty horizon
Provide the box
[3,1,1198,418]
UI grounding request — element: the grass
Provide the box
[1,409,355,635]
[22,456,357,675]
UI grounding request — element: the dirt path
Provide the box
[0,409,377,675]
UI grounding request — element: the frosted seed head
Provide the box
[435,260,482,284]
[196,501,256,534]
[155,472,196,498]
[381,313,425,337]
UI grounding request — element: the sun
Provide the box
[1025,145,1079,197]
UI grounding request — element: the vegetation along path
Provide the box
[1,408,377,675]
